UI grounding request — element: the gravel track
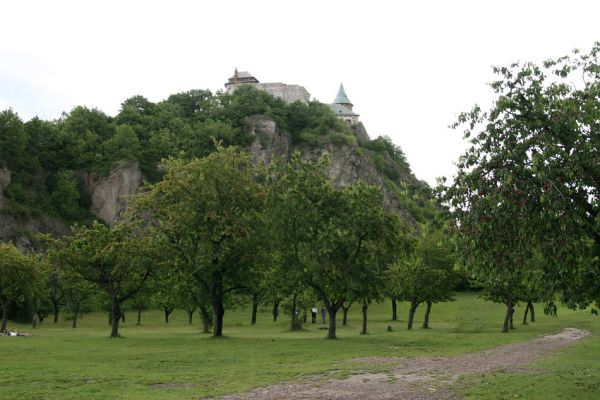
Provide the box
[217,328,590,400]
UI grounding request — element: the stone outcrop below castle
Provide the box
[245,115,417,224]
[80,162,142,225]
[247,115,291,164]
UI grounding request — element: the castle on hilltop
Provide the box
[224,69,360,125]
[225,69,311,104]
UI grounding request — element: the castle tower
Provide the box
[333,83,354,111]
[224,68,259,91]
[329,82,359,124]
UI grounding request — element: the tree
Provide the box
[389,224,455,330]
[46,262,66,323]
[51,169,81,221]
[444,43,600,324]
[0,109,28,169]
[132,145,267,337]
[57,221,158,337]
[269,153,409,338]
[0,243,37,331]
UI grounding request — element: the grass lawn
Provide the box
[1,293,598,399]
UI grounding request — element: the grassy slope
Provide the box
[0,293,598,399]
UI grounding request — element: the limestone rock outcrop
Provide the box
[244,116,419,224]
[246,115,291,164]
[80,162,142,225]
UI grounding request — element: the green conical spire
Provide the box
[333,83,352,106]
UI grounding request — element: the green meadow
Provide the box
[1,293,598,399]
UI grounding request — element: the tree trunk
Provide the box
[187,308,195,325]
[522,303,529,325]
[212,296,225,337]
[422,301,432,329]
[290,293,301,330]
[327,306,338,339]
[391,297,398,321]
[341,301,353,327]
[509,304,515,330]
[251,293,258,325]
[502,298,513,333]
[528,301,535,322]
[164,306,173,324]
[110,301,121,338]
[72,304,80,329]
[361,299,368,335]
[137,305,142,326]
[0,300,8,331]
[52,300,60,323]
[407,299,418,330]
[121,312,125,323]
[32,314,38,329]
[272,301,279,321]
[200,304,211,333]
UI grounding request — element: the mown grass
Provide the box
[1,293,598,399]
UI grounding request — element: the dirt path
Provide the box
[219,328,590,400]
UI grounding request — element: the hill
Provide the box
[0,85,436,247]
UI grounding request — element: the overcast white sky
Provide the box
[1,0,598,185]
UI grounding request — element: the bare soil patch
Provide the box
[217,328,590,400]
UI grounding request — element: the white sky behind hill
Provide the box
[1,0,598,186]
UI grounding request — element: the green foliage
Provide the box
[53,221,159,336]
[268,152,411,338]
[364,135,411,173]
[132,146,267,337]
[0,242,38,330]
[390,225,455,305]
[286,101,352,144]
[50,170,81,221]
[444,43,600,327]
[98,125,142,169]
[0,109,28,169]
[0,83,367,223]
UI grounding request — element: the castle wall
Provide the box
[227,82,310,104]
[255,83,310,104]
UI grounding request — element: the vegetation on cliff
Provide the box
[0,85,429,225]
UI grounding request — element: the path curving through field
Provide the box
[219,328,590,400]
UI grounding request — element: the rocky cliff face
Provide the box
[0,167,70,249]
[0,214,70,250]
[0,162,142,248]
[80,162,142,225]
[245,115,418,224]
